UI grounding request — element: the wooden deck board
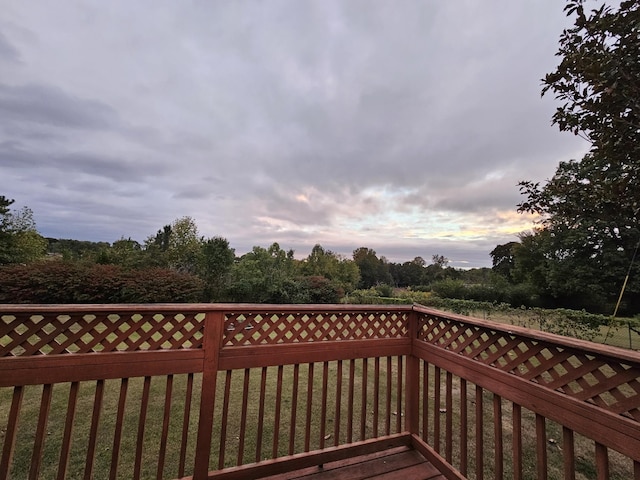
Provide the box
[259,444,446,480]
[204,434,460,480]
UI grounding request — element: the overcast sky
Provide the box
[0,1,589,268]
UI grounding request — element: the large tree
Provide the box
[228,243,298,303]
[200,236,235,301]
[490,242,519,282]
[144,217,203,273]
[517,0,640,313]
[352,247,391,289]
[299,244,360,294]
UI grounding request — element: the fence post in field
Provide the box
[194,310,225,479]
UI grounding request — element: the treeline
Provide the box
[0,207,501,304]
[1,195,638,313]
[0,212,464,304]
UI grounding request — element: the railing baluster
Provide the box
[373,357,379,438]
[320,361,329,448]
[0,385,23,479]
[334,360,342,447]
[85,380,105,480]
[256,367,267,462]
[446,372,453,463]
[289,364,299,455]
[595,442,609,480]
[304,363,313,452]
[536,414,547,480]
[218,370,232,470]
[109,379,127,480]
[178,373,193,478]
[348,359,355,442]
[434,366,441,453]
[59,382,80,480]
[385,356,392,436]
[513,403,522,480]
[30,383,53,480]
[157,374,173,479]
[361,358,368,441]
[422,360,429,443]
[562,426,575,480]
[237,368,250,465]
[273,365,284,457]
[460,378,468,476]
[133,377,150,480]
[476,384,484,480]
[493,394,503,480]
[396,355,403,433]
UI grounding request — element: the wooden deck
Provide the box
[205,434,460,480]
[261,446,443,480]
[1,304,639,480]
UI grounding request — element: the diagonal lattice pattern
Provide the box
[0,312,205,356]
[223,311,408,346]
[416,312,640,422]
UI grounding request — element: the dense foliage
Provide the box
[0,262,204,303]
[0,203,477,305]
[3,192,624,312]
[0,196,47,265]
[515,0,640,314]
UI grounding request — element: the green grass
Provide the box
[0,375,203,479]
[0,358,404,479]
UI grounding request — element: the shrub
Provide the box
[431,279,466,299]
[375,283,394,297]
[295,276,341,303]
[0,261,204,303]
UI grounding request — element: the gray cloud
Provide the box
[0,1,587,267]
[0,31,20,63]
[0,84,120,130]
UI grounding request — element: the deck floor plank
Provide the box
[260,445,447,480]
[260,446,412,480]
[369,462,446,480]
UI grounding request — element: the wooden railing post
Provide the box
[194,310,225,479]
[405,308,420,434]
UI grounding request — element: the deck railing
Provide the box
[0,304,639,479]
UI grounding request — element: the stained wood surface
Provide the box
[206,434,453,480]
[1,303,639,480]
[259,447,444,480]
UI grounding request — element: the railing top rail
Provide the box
[0,303,415,314]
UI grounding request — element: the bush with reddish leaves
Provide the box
[0,261,204,303]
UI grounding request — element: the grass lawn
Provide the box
[2,356,636,479]
[0,357,405,479]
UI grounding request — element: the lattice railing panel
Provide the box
[223,310,408,346]
[416,312,640,422]
[0,312,205,356]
